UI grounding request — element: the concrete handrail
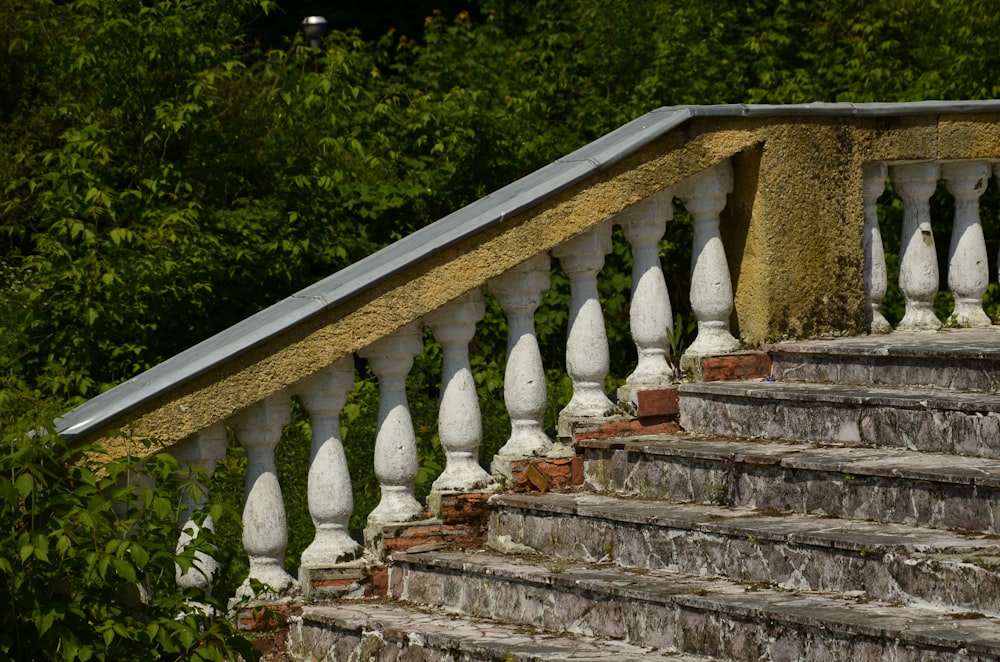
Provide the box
[56,101,1000,454]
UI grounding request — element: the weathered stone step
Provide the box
[291,602,706,661]
[678,380,1000,458]
[580,434,1000,533]
[767,328,1000,392]
[488,492,1000,616]
[391,551,1000,661]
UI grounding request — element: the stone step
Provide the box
[580,434,1000,533]
[488,492,1000,616]
[390,550,1000,661]
[677,380,1000,458]
[291,602,709,661]
[766,328,1000,392]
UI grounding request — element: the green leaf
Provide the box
[112,558,137,583]
[32,534,49,563]
[14,472,34,499]
[36,608,56,637]
[130,543,149,568]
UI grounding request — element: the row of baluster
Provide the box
[865,160,999,332]
[173,157,1000,600]
[170,160,739,598]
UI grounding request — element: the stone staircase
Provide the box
[289,329,1000,661]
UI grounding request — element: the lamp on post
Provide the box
[301,16,329,49]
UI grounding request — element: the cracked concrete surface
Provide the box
[389,551,1000,661]
[293,602,701,661]
[581,436,1000,533]
[488,492,1000,616]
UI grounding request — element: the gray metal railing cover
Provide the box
[54,101,1000,443]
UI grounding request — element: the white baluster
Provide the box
[425,290,493,492]
[488,254,553,458]
[943,161,992,328]
[233,389,296,596]
[296,356,364,567]
[173,423,228,593]
[359,322,425,525]
[619,189,676,395]
[863,163,891,334]
[996,168,1000,289]
[891,162,942,331]
[677,161,739,357]
[552,220,616,419]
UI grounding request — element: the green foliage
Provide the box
[3,0,1000,641]
[0,397,257,661]
[6,0,1000,403]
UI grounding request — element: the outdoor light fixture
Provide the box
[301,16,329,49]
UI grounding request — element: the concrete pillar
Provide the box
[359,323,425,525]
[295,356,364,568]
[943,160,991,328]
[618,188,676,402]
[425,290,492,492]
[233,389,296,596]
[891,162,942,331]
[488,254,553,459]
[552,220,616,419]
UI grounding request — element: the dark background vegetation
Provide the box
[3,0,1000,658]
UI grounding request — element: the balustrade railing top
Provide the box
[56,101,1000,455]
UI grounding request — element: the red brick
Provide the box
[524,462,553,492]
[240,602,300,631]
[574,421,634,440]
[701,353,772,381]
[382,519,487,555]
[370,567,388,597]
[435,492,492,525]
[637,387,680,417]
[575,416,682,441]
[511,457,582,492]
[629,418,683,436]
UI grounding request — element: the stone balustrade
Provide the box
[51,103,1000,604]
[866,159,998,334]
[178,152,1000,602]
[166,160,747,600]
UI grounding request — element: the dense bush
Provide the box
[0,392,257,661]
[4,1,1000,654]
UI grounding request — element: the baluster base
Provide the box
[867,307,893,335]
[234,559,298,602]
[367,486,425,526]
[558,383,618,420]
[625,352,676,388]
[897,302,943,332]
[949,300,992,328]
[300,528,365,567]
[684,322,740,360]
[496,422,554,458]
[620,354,677,408]
[431,452,493,493]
